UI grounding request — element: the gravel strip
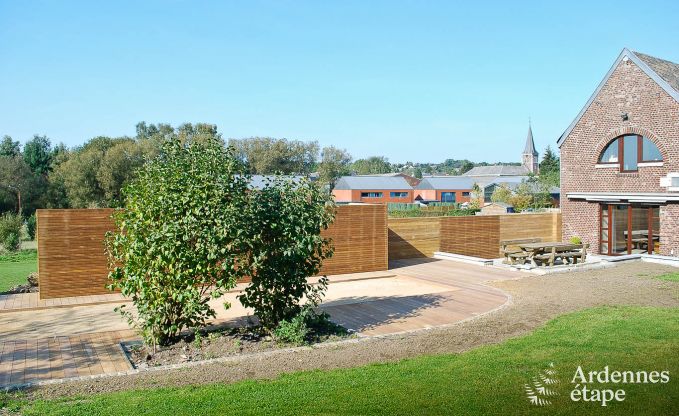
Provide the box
[25,261,679,400]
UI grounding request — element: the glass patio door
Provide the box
[600,204,660,255]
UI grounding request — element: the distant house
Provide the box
[559,48,679,257]
[414,176,474,203]
[479,177,530,202]
[356,172,421,187]
[332,176,414,203]
[480,178,560,206]
[480,202,514,215]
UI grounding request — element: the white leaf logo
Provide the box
[525,362,559,406]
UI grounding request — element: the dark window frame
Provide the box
[389,191,409,198]
[360,192,383,198]
[598,135,663,172]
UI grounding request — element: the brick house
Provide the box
[414,177,474,203]
[332,176,414,203]
[559,48,679,257]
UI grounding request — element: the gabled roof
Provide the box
[462,165,530,177]
[356,172,421,186]
[334,176,412,190]
[524,125,537,155]
[635,51,679,93]
[415,176,474,190]
[557,48,679,148]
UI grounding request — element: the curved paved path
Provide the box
[0,258,523,388]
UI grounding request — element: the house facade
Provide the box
[332,176,414,203]
[559,49,679,257]
[414,177,474,203]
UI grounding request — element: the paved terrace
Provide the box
[0,259,524,388]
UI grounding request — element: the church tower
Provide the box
[522,123,539,174]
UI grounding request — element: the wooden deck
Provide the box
[0,258,521,388]
[325,259,519,335]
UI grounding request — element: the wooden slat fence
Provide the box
[438,212,562,259]
[388,218,440,260]
[319,204,388,275]
[439,215,501,259]
[37,209,115,299]
[37,204,388,299]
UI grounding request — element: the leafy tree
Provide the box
[490,185,513,205]
[459,160,475,174]
[0,212,22,252]
[22,135,52,176]
[539,146,560,186]
[96,139,147,206]
[0,136,20,157]
[469,183,483,209]
[0,156,41,214]
[413,167,423,179]
[351,156,391,175]
[238,177,335,330]
[229,137,319,174]
[318,146,352,188]
[106,137,252,347]
[53,137,116,208]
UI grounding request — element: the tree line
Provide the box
[1,121,560,218]
[0,123,356,216]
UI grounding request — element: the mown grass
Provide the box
[9,306,679,415]
[655,272,679,282]
[0,249,37,292]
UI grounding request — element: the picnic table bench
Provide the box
[501,238,541,265]
[515,242,589,267]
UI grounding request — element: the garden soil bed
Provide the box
[23,261,679,399]
[123,325,354,369]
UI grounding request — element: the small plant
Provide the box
[192,330,204,348]
[0,212,22,252]
[569,236,582,245]
[273,309,311,346]
[25,214,37,240]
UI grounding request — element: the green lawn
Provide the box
[9,306,679,415]
[0,249,37,292]
[656,272,679,282]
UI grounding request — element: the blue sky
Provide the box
[1,1,678,163]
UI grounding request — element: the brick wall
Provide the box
[560,56,679,256]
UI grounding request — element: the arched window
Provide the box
[599,135,662,172]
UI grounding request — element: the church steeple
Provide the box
[522,121,539,174]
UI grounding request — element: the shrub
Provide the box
[0,213,22,252]
[238,177,335,331]
[273,310,310,345]
[106,136,251,347]
[26,214,37,240]
[569,236,582,245]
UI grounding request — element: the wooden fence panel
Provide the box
[499,213,562,246]
[388,218,440,260]
[37,209,115,299]
[438,213,562,259]
[319,204,388,275]
[37,205,388,299]
[439,215,501,259]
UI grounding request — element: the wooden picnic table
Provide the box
[515,242,587,267]
[517,242,576,251]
